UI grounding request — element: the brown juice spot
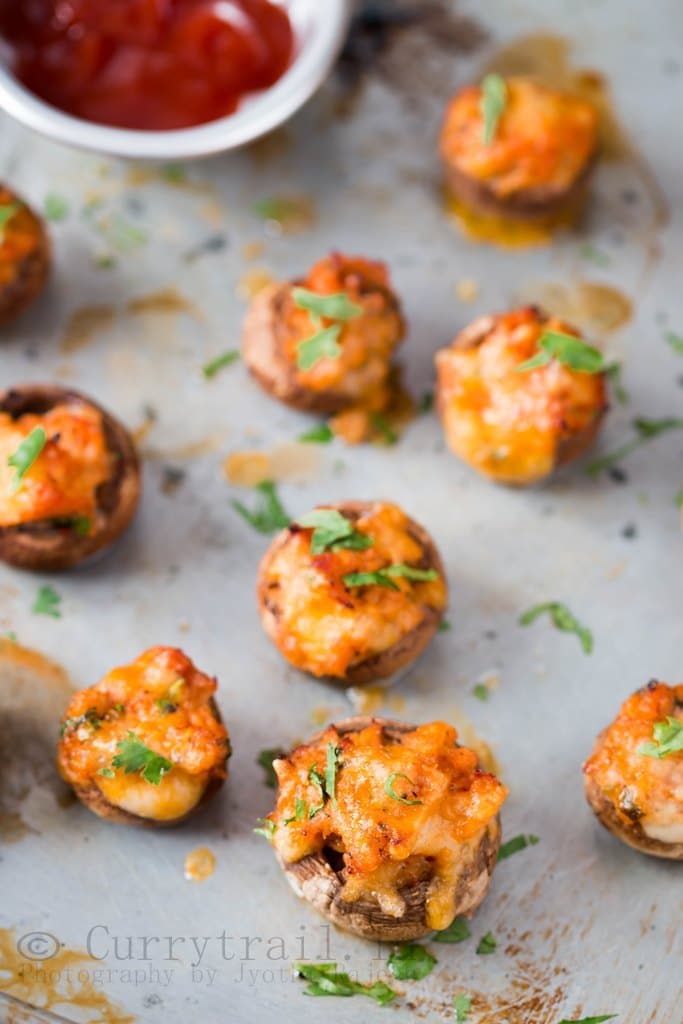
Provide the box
[251,195,316,235]
[347,686,386,715]
[311,705,332,726]
[224,444,321,487]
[0,928,134,1023]
[60,305,116,354]
[522,280,632,336]
[126,288,202,320]
[241,241,265,262]
[237,268,275,301]
[183,846,216,882]
[444,190,576,248]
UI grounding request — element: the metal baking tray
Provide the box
[1,1,681,1021]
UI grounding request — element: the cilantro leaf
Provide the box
[231,480,290,534]
[371,412,398,446]
[516,331,605,374]
[253,817,276,841]
[519,601,593,654]
[0,202,20,239]
[343,563,439,591]
[475,931,497,955]
[297,324,342,371]
[557,1017,617,1024]
[604,363,629,405]
[32,585,62,619]
[7,426,47,493]
[454,993,473,1021]
[586,417,683,476]
[69,516,92,537]
[257,747,285,788]
[433,917,471,944]
[665,331,683,354]
[481,73,507,145]
[202,350,239,379]
[292,288,363,323]
[385,771,423,806]
[472,683,490,702]
[110,732,173,785]
[497,834,540,861]
[298,423,334,443]
[638,717,683,759]
[297,508,373,555]
[325,742,341,801]
[387,943,437,981]
[44,194,70,221]
[295,963,396,1005]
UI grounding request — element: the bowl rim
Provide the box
[0,0,351,160]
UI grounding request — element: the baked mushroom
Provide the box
[57,646,231,827]
[0,384,141,571]
[435,306,608,486]
[259,716,506,941]
[257,501,448,685]
[242,252,405,441]
[439,75,599,224]
[583,681,683,859]
[0,184,50,325]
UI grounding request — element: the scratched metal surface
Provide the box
[0,1,682,1022]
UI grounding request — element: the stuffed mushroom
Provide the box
[0,384,140,571]
[260,716,507,941]
[257,501,447,685]
[0,184,50,325]
[435,306,608,486]
[583,681,683,859]
[439,76,599,224]
[242,252,405,441]
[57,646,231,827]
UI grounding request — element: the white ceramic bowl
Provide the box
[0,0,351,159]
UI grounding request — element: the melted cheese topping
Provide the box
[271,721,507,930]
[0,402,113,528]
[282,253,403,405]
[57,646,229,821]
[0,190,45,287]
[435,307,606,484]
[440,77,599,197]
[584,682,683,842]
[261,502,447,678]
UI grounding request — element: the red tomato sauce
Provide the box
[0,0,294,131]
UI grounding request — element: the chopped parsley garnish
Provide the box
[343,564,438,591]
[371,412,398,446]
[32,585,62,619]
[557,1017,617,1024]
[605,363,629,405]
[297,508,373,555]
[453,993,473,1021]
[638,717,683,759]
[202,350,239,379]
[676,490,683,509]
[438,618,452,633]
[284,796,312,825]
[481,73,507,145]
[0,202,20,240]
[257,747,285,788]
[8,426,47,493]
[298,423,334,444]
[254,817,276,840]
[107,731,173,785]
[578,243,610,267]
[387,943,437,981]
[44,194,70,222]
[294,963,396,1004]
[60,708,102,738]
[472,683,490,702]
[69,516,92,537]
[161,163,187,184]
[516,331,605,374]
[475,931,497,955]
[665,331,683,354]
[519,601,593,654]
[325,742,341,802]
[586,417,683,476]
[384,771,423,806]
[231,480,290,534]
[293,287,363,371]
[433,917,471,944]
[497,834,540,861]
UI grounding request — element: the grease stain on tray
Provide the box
[521,280,633,336]
[224,444,322,487]
[183,846,216,882]
[61,305,117,354]
[0,928,134,1023]
[60,289,201,354]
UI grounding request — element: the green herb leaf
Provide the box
[8,426,47,493]
[371,412,398,446]
[297,324,342,371]
[586,417,683,476]
[231,480,290,535]
[481,73,507,145]
[293,288,363,323]
[385,771,423,806]
[604,363,629,405]
[32,585,62,619]
[110,731,173,785]
[253,817,276,840]
[665,331,683,354]
[675,490,683,509]
[0,202,20,239]
[475,931,497,955]
[433,917,471,943]
[497,834,540,861]
[516,331,605,374]
[578,243,610,267]
[61,708,102,738]
[557,1017,617,1024]
[258,747,285,788]
[420,391,434,413]
[294,963,397,1005]
[325,742,341,801]
[298,423,334,443]
[638,717,683,759]
[387,943,437,981]
[44,194,70,221]
[519,601,593,654]
[472,683,490,702]
[69,516,92,537]
[453,993,473,1022]
[98,767,115,778]
[202,350,239,379]
[438,618,452,633]
[297,508,373,555]
[343,563,439,591]
[161,163,186,184]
